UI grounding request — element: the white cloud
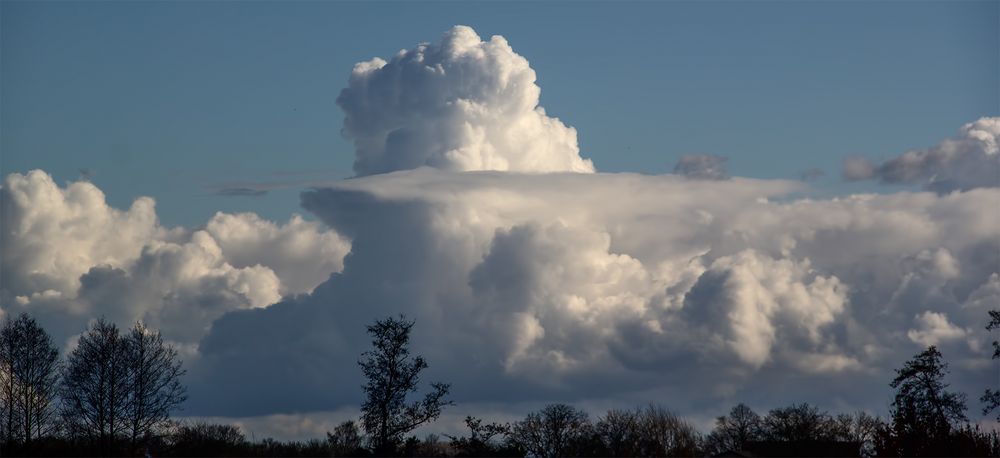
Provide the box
[907,311,971,347]
[192,167,999,418]
[205,212,350,295]
[0,170,349,347]
[336,25,594,176]
[843,117,1000,192]
[0,170,164,299]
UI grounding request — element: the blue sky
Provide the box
[3,0,996,227]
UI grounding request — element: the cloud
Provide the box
[191,168,999,420]
[842,156,876,181]
[215,187,269,197]
[5,25,999,435]
[842,117,1000,192]
[798,168,825,182]
[907,311,971,347]
[205,212,350,296]
[0,170,349,348]
[673,154,730,180]
[336,25,594,176]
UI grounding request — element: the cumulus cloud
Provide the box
[0,170,349,347]
[336,25,594,176]
[842,117,1000,192]
[907,311,971,347]
[191,167,999,420]
[205,212,349,296]
[673,154,730,180]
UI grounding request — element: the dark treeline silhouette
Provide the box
[1,311,998,457]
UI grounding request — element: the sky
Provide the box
[3,1,996,226]
[1,0,999,441]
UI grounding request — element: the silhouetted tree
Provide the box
[761,402,833,442]
[886,345,967,456]
[509,403,593,458]
[704,403,763,454]
[169,422,247,456]
[0,314,60,453]
[60,318,130,455]
[359,315,451,455]
[982,310,1000,420]
[327,420,366,456]
[630,405,700,456]
[124,321,187,453]
[447,416,511,457]
[595,408,640,456]
[0,321,14,449]
[401,433,450,457]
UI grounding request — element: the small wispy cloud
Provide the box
[215,187,269,197]
[207,173,343,198]
[798,168,825,182]
[673,154,729,180]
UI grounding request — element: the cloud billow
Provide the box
[191,168,998,418]
[336,26,594,176]
[0,170,349,350]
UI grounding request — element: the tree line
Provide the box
[0,311,998,457]
[1,315,185,456]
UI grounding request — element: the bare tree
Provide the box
[632,405,701,456]
[327,420,364,456]
[447,416,511,457]
[359,315,451,455]
[60,318,130,455]
[760,402,833,442]
[981,310,1000,420]
[705,403,763,453]
[595,408,640,457]
[510,403,593,458]
[0,314,60,453]
[0,317,20,449]
[124,321,187,453]
[597,405,700,457]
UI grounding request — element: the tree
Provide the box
[123,321,187,453]
[509,404,593,458]
[60,318,130,455]
[169,422,247,456]
[448,416,511,457]
[704,403,762,453]
[595,408,639,457]
[981,310,1000,420]
[887,345,967,456]
[327,420,365,457]
[0,316,21,449]
[0,314,60,453]
[760,402,833,442]
[829,411,884,458]
[358,315,451,455]
[630,405,700,457]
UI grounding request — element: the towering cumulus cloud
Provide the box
[3,25,998,432]
[843,117,1000,192]
[336,25,594,176]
